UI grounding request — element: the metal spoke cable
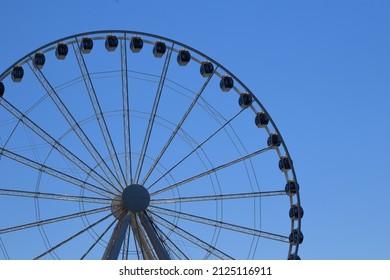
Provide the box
[150,190,285,204]
[134,45,174,183]
[0,97,117,196]
[81,217,118,260]
[120,34,133,185]
[0,120,20,161]
[73,40,126,188]
[0,147,112,198]
[147,108,245,191]
[154,226,188,260]
[0,188,112,204]
[34,212,112,260]
[33,171,60,260]
[149,205,289,243]
[0,206,110,234]
[141,66,218,185]
[151,212,234,260]
[202,99,263,255]
[150,146,271,197]
[0,237,10,260]
[23,125,42,163]
[26,61,119,193]
[146,212,189,260]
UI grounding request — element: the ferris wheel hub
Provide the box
[122,184,150,213]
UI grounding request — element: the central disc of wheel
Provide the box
[122,184,150,213]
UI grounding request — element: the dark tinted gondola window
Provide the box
[153,41,166,58]
[0,82,4,97]
[105,35,118,51]
[12,66,24,82]
[56,43,68,59]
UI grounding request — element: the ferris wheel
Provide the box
[0,30,303,260]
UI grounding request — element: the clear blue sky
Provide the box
[0,0,389,260]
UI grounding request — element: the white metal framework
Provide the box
[0,30,303,260]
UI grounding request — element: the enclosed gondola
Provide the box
[55,43,68,60]
[254,112,269,128]
[220,75,234,92]
[200,61,214,77]
[130,36,143,53]
[177,49,191,66]
[105,35,118,52]
[11,66,24,82]
[33,53,46,69]
[80,37,93,54]
[153,41,166,58]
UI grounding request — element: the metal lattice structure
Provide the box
[0,30,303,260]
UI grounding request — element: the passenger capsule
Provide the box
[177,50,191,66]
[285,180,299,196]
[33,53,45,69]
[279,156,292,171]
[0,82,4,97]
[200,61,214,77]
[130,36,143,53]
[239,93,253,109]
[56,43,68,60]
[105,35,118,52]
[267,133,281,148]
[220,75,234,92]
[287,254,301,260]
[11,66,24,83]
[80,37,93,54]
[289,204,304,220]
[153,41,166,58]
[289,229,304,245]
[254,112,269,128]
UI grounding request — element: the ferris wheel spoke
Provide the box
[150,205,289,243]
[134,45,174,184]
[141,66,218,186]
[34,212,112,260]
[150,190,285,205]
[148,108,245,191]
[0,147,112,197]
[0,206,111,235]
[151,212,234,260]
[0,119,21,156]
[81,217,118,260]
[25,61,120,193]
[120,34,133,185]
[73,40,126,188]
[150,146,271,197]
[0,187,111,204]
[0,97,119,194]
[0,237,10,260]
